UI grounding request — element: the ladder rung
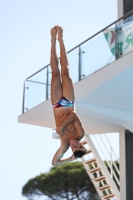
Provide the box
[81,140,87,145]
[85,158,96,164]
[101,193,115,199]
[89,167,101,173]
[98,184,110,191]
[93,175,106,182]
[85,149,92,154]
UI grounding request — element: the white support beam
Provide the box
[117,0,123,18]
[119,131,126,200]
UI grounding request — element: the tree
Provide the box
[22,162,98,200]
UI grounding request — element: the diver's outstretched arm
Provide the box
[52,145,77,166]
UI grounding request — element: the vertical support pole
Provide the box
[78,46,82,81]
[46,67,49,100]
[115,23,119,60]
[119,131,126,200]
[22,81,26,114]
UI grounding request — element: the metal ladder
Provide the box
[81,137,120,200]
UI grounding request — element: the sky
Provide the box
[0,1,118,200]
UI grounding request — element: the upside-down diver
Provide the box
[50,26,86,166]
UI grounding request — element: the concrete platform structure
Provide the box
[18,51,133,134]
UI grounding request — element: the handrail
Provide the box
[98,134,120,175]
[104,133,119,161]
[26,9,133,80]
[93,135,120,186]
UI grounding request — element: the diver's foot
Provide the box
[57,26,63,42]
[50,26,57,42]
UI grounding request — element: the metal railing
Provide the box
[90,133,120,190]
[22,9,133,113]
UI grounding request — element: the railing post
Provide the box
[115,23,119,60]
[46,67,49,100]
[22,81,25,114]
[78,46,85,81]
[78,46,82,81]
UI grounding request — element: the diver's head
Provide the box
[69,139,87,158]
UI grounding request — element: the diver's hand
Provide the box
[70,154,78,161]
[56,126,63,135]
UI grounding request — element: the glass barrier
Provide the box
[67,47,79,83]
[23,15,133,113]
[81,31,115,78]
[24,80,46,112]
[24,67,48,112]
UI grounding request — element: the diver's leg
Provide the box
[50,26,62,104]
[57,26,75,101]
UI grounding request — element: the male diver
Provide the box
[50,26,86,166]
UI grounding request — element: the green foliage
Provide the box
[22,162,97,200]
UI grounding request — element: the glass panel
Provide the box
[29,67,48,83]
[67,47,79,83]
[24,80,46,111]
[24,67,48,111]
[81,26,116,79]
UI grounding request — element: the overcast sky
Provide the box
[0,1,118,200]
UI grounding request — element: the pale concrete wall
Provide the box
[118,0,123,18]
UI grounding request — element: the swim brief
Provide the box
[53,96,74,109]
